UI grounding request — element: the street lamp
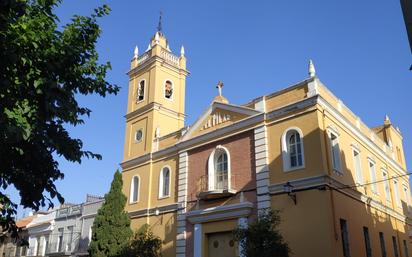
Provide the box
[284,182,297,205]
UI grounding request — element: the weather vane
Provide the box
[157,11,163,32]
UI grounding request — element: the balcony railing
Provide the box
[160,50,179,67]
[197,174,239,200]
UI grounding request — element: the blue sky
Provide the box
[8,1,412,216]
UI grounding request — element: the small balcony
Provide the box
[197,174,237,200]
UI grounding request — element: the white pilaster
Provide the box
[176,151,188,257]
[194,223,202,257]
[254,126,271,213]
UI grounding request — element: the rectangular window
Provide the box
[57,228,64,252]
[393,236,399,257]
[404,186,410,212]
[35,237,40,256]
[330,132,342,172]
[340,219,351,257]
[404,240,409,257]
[380,232,387,257]
[66,226,74,251]
[353,149,363,184]
[368,160,377,194]
[382,170,391,202]
[363,227,372,257]
[393,180,401,208]
[44,236,49,255]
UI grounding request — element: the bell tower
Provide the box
[123,27,188,160]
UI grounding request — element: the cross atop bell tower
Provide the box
[123,20,189,160]
[157,11,163,33]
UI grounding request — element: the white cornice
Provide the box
[121,153,151,170]
[317,96,408,176]
[269,175,410,223]
[125,102,185,122]
[186,202,254,224]
[128,203,179,218]
[127,55,189,77]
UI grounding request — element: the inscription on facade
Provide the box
[202,113,231,130]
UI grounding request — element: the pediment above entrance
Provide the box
[181,102,262,141]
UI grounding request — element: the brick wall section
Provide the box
[187,130,256,203]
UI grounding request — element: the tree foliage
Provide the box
[0,0,118,235]
[234,210,290,257]
[89,171,132,257]
[122,224,162,257]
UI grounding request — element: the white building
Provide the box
[26,211,56,257]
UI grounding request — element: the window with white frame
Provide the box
[43,236,49,256]
[329,131,342,172]
[66,226,73,251]
[57,228,63,252]
[352,148,363,184]
[403,185,410,211]
[130,176,139,203]
[382,170,391,202]
[159,166,171,198]
[282,128,305,171]
[393,180,401,208]
[208,146,230,191]
[368,160,377,194]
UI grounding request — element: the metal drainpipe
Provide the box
[321,109,339,244]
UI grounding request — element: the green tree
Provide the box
[234,210,290,257]
[0,0,119,236]
[122,224,162,257]
[89,170,133,257]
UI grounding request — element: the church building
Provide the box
[120,28,411,257]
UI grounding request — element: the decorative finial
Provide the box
[133,46,138,59]
[166,43,171,51]
[216,81,224,96]
[308,59,316,78]
[384,114,391,125]
[146,43,151,52]
[157,11,163,32]
[180,45,185,56]
[154,32,159,44]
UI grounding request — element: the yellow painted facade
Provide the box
[121,30,411,257]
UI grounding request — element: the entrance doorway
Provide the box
[207,231,237,257]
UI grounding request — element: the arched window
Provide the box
[164,80,173,99]
[215,151,228,190]
[208,146,231,191]
[159,166,171,198]
[137,80,145,102]
[130,176,139,203]
[281,128,305,171]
